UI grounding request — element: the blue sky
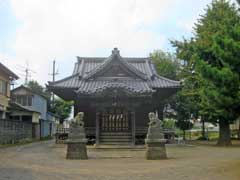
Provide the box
[0,0,235,85]
[0,0,20,54]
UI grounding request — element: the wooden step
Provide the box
[100,136,132,139]
[98,142,132,145]
[100,138,132,142]
[99,132,132,144]
[100,132,132,136]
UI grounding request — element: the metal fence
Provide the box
[0,119,32,144]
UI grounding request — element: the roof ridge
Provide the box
[155,75,180,83]
[48,73,79,85]
[83,53,148,80]
[76,56,150,62]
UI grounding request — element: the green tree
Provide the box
[150,50,181,80]
[173,0,240,146]
[27,80,49,98]
[51,98,73,123]
[162,119,175,129]
[174,91,194,140]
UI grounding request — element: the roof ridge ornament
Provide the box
[112,48,120,56]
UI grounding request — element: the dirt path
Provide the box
[0,141,240,180]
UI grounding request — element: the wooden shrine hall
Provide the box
[48,48,180,145]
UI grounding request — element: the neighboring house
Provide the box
[0,62,19,119]
[46,112,60,136]
[11,85,55,138]
[8,101,41,139]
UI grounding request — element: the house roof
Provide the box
[11,85,48,100]
[48,48,180,97]
[8,101,40,114]
[0,62,19,80]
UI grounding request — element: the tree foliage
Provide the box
[51,98,73,123]
[27,80,50,98]
[172,0,240,146]
[150,50,181,80]
[151,50,196,136]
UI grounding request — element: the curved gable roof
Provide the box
[48,48,180,97]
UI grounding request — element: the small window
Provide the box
[0,80,7,96]
[16,96,22,104]
[28,96,32,106]
[12,96,16,102]
[22,96,27,106]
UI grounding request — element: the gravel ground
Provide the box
[0,140,240,180]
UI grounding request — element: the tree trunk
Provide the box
[217,119,232,146]
[202,117,206,139]
[238,121,240,140]
[183,130,186,141]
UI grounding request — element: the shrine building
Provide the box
[48,48,180,145]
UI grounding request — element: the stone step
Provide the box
[100,135,132,139]
[100,138,132,142]
[98,142,132,145]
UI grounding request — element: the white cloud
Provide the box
[1,0,212,85]
[3,0,175,85]
[177,19,195,33]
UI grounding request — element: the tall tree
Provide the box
[150,50,181,80]
[27,80,48,97]
[173,0,240,146]
[51,98,73,123]
[151,50,198,139]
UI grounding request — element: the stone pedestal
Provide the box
[66,112,88,160]
[66,139,88,159]
[145,139,167,160]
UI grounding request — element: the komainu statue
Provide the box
[146,112,164,140]
[68,112,86,140]
[145,112,167,160]
[72,112,85,127]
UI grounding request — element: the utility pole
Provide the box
[24,61,30,85]
[16,61,35,85]
[49,60,59,105]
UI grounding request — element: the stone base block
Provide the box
[145,142,167,160]
[66,142,88,159]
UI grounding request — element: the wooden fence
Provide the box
[0,119,32,144]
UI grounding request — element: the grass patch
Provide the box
[0,136,53,148]
[0,138,38,148]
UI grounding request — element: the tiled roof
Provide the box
[75,80,155,96]
[0,62,19,79]
[48,48,180,96]
[8,101,41,113]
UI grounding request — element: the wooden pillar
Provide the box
[158,104,164,120]
[96,112,100,145]
[131,111,136,146]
